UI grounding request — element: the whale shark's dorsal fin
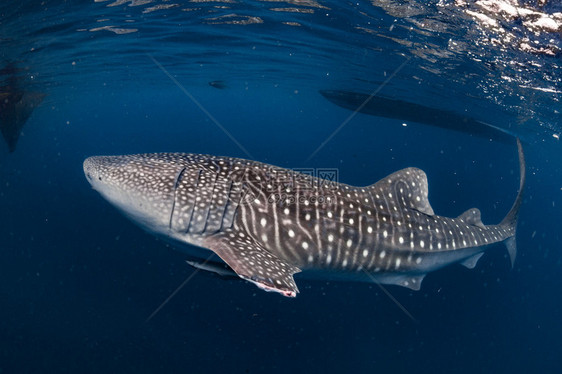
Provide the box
[203,228,301,297]
[457,208,485,229]
[368,167,435,216]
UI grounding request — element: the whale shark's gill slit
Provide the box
[200,168,219,235]
[185,169,202,234]
[169,167,187,230]
[219,180,235,231]
[222,167,248,231]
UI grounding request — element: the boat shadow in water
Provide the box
[319,89,515,142]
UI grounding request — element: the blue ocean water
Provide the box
[1,0,561,372]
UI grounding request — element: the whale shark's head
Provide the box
[83,154,182,233]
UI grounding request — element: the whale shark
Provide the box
[84,140,524,297]
[0,65,45,153]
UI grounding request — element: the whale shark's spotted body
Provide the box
[84,140,524,297]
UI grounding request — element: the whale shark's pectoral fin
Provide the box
[186,259,238,279]
[203,229,301,297]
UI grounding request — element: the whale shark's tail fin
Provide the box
[500,138,525,267]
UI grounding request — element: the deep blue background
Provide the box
[1,1,561,373]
